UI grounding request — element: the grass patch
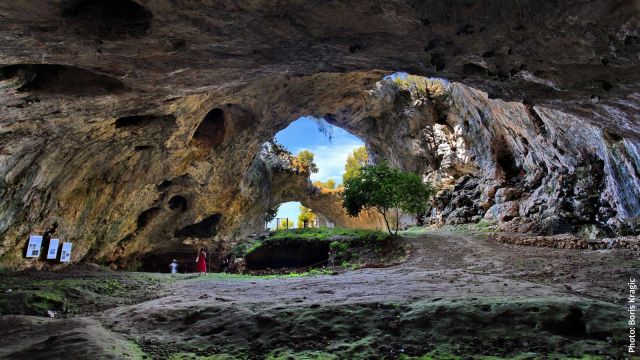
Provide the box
[398,226,431,238]
[399,348,607,360]
[188,269,334,282]
[266,228,388,242]
[168,353,241,360]
[267,350,338,360]
[400,221,498,239]
[441,219,498,238]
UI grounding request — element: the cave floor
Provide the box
[1,230,638,359]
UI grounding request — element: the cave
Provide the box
[174,213,221,238]
[136,207,161,230]
[192,108,226,147]
[61,0,153,39]
[244,239,329,270]
[495,144,521,181]
[0,2,638,358]
[136,249,201,273]
[168,195,187,212]
[0,64,125,95]
[114,114,176,129]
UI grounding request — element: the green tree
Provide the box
[343,146,369,184]
[297,206,316,228]
[263,205,280,224]
[342,162,433,236]
[296,150,318,173]
[279,218,293,229]
[313,179,336,189]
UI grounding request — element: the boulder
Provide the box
[494,187,521,204]
[484,201,520,222]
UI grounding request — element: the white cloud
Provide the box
[294,136,364,184]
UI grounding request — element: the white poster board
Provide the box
[60,242,72,262]
[47,239,60,259]
[26,235,43,258]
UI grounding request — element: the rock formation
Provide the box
[0,0,638,268]
[236,141,386,234]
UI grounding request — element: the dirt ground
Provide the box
[1,230,638,359]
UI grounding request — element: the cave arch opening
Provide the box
[265,116,366,228]
[266,201,335,231]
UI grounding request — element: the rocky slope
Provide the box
[0,0,638,268]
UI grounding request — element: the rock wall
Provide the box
[0,0,639,268]
[355,77,640,235]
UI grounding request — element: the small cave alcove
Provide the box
[136,249,201,273]
[0,64,125,95]
[192,108,225,148]
[168,195,188,212]
[136,207,161,231]
[61,0,153,39]
[114,114,176,129]
[495,143,522,180]
[244,239,330,270]
[174,213,221,238]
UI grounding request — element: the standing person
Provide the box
[195,248,207,275]
[169,259,178,274]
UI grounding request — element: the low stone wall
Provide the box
[496,234,640,250]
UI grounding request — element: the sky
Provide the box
[384,72,408,81]
[267,116,364,229]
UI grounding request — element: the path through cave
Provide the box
[1,230,635,358]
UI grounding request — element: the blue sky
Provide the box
[384,72,408,80]
[267,116,364,229]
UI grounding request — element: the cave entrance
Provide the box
[267,202,302,230]
[244,238,330,270]
[61,0,153,39]
[192,108,226,148]
[266,202,335,231]
[265,116,365,227]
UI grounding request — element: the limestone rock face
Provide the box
[395,79,640,235]
[0,1,639,268]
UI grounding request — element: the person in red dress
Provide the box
[195,248,207,275]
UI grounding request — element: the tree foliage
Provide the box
[267,139,289,156]
[279,218,293,229]
[342,162,434,236]
[313,116,334,141]
[263,205,280,223]
[296,149,318,173]
[297,206,316,228]
[313,179,336,189]
[343,146,369,184]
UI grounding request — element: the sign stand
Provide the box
[26,235,43,258]
[60,242,73,262]
[47,238,60,260]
